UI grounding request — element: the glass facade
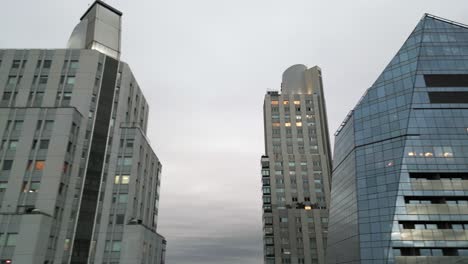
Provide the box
[328,15,468,264]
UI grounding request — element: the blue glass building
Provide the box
[327,14,468,264]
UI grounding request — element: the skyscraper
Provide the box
[328,14,468,264]
[0,1,166,263]
[261,65,332,264]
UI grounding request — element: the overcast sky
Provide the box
[1,1,468,263]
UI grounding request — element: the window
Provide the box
[126,139,134,148]
[0,182,7,192]
[283,100,289,105]
[118,157,132,166]
[44,120,54,130]
[424,74,468,87]
[7,76,17,85]
[39,140,49,149]
[271,100,279,105]
[11,60,20,69]
[13,120,23,130]
[121,175,130,184]
[105,241,122,252]
[2,92,11,101]
[34,160,45,171]
[36,120,43,130]
[66,76,75,85]
[2,160,13,171]
[118,194,128,203]
[114,175,130,184]
[39,76,48,84]
[8,141,18,150]
[43,60,52,69]
[293,100,300,105]
[63,162,69,174]
[30,182,40,192]
[5,233,17,246]
[63,92,72,99]
[69,61,79,69]
[116,215,125,225]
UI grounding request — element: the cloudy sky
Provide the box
[2,0,468,263]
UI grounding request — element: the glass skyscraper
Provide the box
[328,14,468,264]
[262,65,332,264]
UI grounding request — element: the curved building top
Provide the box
[281,64,322,94]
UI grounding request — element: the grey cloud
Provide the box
[2,1,468,263]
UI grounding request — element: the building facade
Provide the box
[261,65,332,264]
[0,1,166,263]
[327,14,468,264]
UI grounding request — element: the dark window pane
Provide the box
[428,92,468,104]
[424,74,468,87]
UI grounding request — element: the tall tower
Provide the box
[261,65,332,264]
[0,1,166,263]
[328,14,468,264]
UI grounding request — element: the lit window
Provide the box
[271,101,279,105]
[443,152,453,157]
[424,152,433,157]
[121,175,130,184]
[285,122,291,127]
[408,152,415,156]
[34,161,45,170]
[304,206,312,210]
[294,100,300,105]
[283,101,289,105]
[115,175,130,184]
[296,122,302,127]
[272,122,280,127]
